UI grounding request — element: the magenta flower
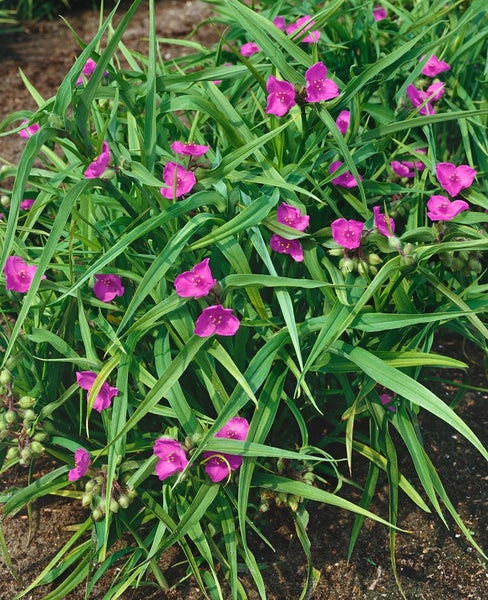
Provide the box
[174,258,216,298]
[76,58,100,86]
[373,6,387,21]
[270,235,304,262]
[84,142,111,179]
[76,371,119,412]
[286,16,320,43]
[18,122,39,138]
[170,141,209,157]
[406,84,435,115]
[153,438,189,481]
[426,81,445,101]
[335,110,350,135]
[329,161,362,188]
[426,195,469,221]
[203,417,250,483]
[160,162,196,199]
[240,42,260,57]
[379,393,396,413]
[20,199,35,210]
[331,218,364,249]
[266,76,296,117]
[391,159,425,178]
[4,256,45,293]
[435,162,476,197]
[421,55,450,77]
[68,448,90,481]
[373,206,395,237]
[273,16,286,30]
[93,274,124,302]
[277,202,309,231]
[305,62,339,103]
[194,305,240,337]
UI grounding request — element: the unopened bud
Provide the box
[92,508,103,521]
[339,257,355,274]
[5,409,17,424]
[47,113,64,129]
[22,409,36,422]
[20,447,32,462]
[0,370,11,385]
[403,243,415,256]
[357,260,368,277]
[0,195,10,208]
[18,396,36,409]
[118,494,130,509]
[468,259,482,273]
[367,253,382,266]
[30,441,44,455]
[328,247,344,257]
[32,432,49,442]
[388,235,402,251]
[109,499,119,513]
[82,493,93,507]
[6,446,19,460]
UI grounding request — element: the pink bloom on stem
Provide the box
[336,110,350,135]
[76,58,99,86]
[153,438,189,480]
[240,42,260,57]
[435,162,476,197]
[273,16,286,30]
[373,6,387,21]
[194,305,240,337]
[331,218,364,249]
[68,448,90,481]
[373,206,395,237]
[160,162,196,199]
[84,142,111,179]
[380,393,396,413]
[426,195,469,221]
[277,202,309,231]
[76,371,119,412]
[421,55,450,77]
[406,84,435,115]
[305,62,339,103]
[329,160,362,188]
[93,274,124,302]
[270,235,304,262]
[265,76,296,117]
[20,199,35,210]
[203,417,250,483]
[170,141,209,157]
[18,122,39,138]
[4,256,45,293]
[391,161,414,178]
[286,16,320,43]
[427,81,445,101]
[174,257,216,298]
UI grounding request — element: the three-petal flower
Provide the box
[93,274,124,302]
[427,195,469,221]
[174,258,216,298]
[4,256,45,293]
[203,417,250,483]
[194,305,240,337]
[153,438,189,480]
[68,448,91,481]
[265,76,296,117]
[435,162,476,197]
[84,142,111,179]
[160,162,196,199]
[305,62,339,103]
[331,218,364,249]
[76,371,119,412]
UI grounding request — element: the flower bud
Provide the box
[92,508,103,521]
[388,235,402,251]
[468,258,482,274]
[85,479,96,493]
[22,409,36,422]
[20,447,32,462]
[357,260,368,276]
[0,370,11,385]
[339,257,355,274]
[368,253,383,266]
[82,493,93,507]
[32,432,49,442]
[30,441,45,456]
[0,430,10,441]
[126,488,137,500]
[47,113,64,129]
[18,396,36,409]
[109,498,119,513]
[0,195,10,208]
[6,446,19,461]
[118,494,130,509]
[328,247,345,257]
[5,409,17,424]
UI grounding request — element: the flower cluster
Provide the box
[270,202,309,262]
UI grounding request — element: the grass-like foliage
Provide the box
[1,0,488,598]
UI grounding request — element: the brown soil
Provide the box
[1,3,488,599]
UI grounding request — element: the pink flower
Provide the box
[406,84,435,115]
[426,195,469,221]
[265,76,296,117]
[421,55,450,77]
[160,162,196,199]
[4,256,45,293]
[329,160,362,188]
[76,58,99,86]
[305,62,339,103]
[335,110,350,135]
[93,274,124,302]
[20,199,35,210]
[379,393,396,413]
[373,206,395,237]
[286,16,320,43]
[270,235,304,262]
[391,159,425,178]
[170,141,210,157]
[240,42,260,57]
[331,218,364,249]
[84,142,111,179]
[273,16,286,30]
[203,417,250,483]
[277,202,309,231]
[18,122,39,138]
[68,448,90,481]
[76,371,119,412]
[174,258,216,298]
[426,81,445,101]
[194,305,240,337]
[305,62,339,102]
[153,438,189,480]
[373,6,387,21]
[435,162,476,197]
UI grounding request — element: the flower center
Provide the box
[192,275,202,286]
[312,79,323,90]
[166,451,175,462]
[209,314,223,326]
[449,172,459,182]
[17,269,26,280]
